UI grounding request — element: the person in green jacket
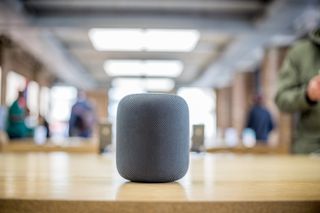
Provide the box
[275,27,320,154]
[6,91,33,139]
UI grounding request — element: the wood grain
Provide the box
[0,153,319,212]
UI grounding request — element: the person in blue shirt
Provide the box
[246,95,274,143]
[68,90,96,138]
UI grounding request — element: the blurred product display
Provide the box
[191,124,205,152]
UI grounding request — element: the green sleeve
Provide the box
[275,48,316,113]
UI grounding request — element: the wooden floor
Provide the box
[0,153,319,212]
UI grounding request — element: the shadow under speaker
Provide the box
[116,93,189,183]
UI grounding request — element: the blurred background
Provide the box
[0,0,319,154]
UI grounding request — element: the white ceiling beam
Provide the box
[29,14,255,33]
[25,0,264,12]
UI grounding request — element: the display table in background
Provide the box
[0,138,98,153]
[0,153,319,212]
[206,144,282,154]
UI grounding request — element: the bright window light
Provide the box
[40,87,50,118]
[112,78,175,92]
[6,71,26,106]
[104,60,183,77]
[27,81,39,116]
[144,29,199,52]
[178,87,216,147]
[50,86,77,122]
[89,28,199,52]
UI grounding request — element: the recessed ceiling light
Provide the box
[89,28,199,52]
[104,60,183,77]
[112,78,175,92]
[144,29,199,52]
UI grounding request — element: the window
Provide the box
[50,86,77,122]
[49,86,77,138]
[27,81,39,116]
[40,87,50,118]
[6,71,26,106]
[178,88,216,147]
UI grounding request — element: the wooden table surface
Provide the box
[206,144,283,154]
[0,153,319,212]
[0,138,98,153]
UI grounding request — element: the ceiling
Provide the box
[53,28,231,85]
[0,0,319,90]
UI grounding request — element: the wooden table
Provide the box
[206,144,283,154]
[0,153,319,212]
[0,138,98,153]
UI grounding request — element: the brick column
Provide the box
[216,87,232,133]
[261,46,292,153]
[231,72,254,136]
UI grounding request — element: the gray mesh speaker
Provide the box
[116,93,189,183]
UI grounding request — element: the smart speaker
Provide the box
[116,93,189,183]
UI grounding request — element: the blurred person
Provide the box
[275,27,320,154]
[6,91,33,139]
[39,115,50,138]
[246,95,274,143]
[68,90,96,138]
